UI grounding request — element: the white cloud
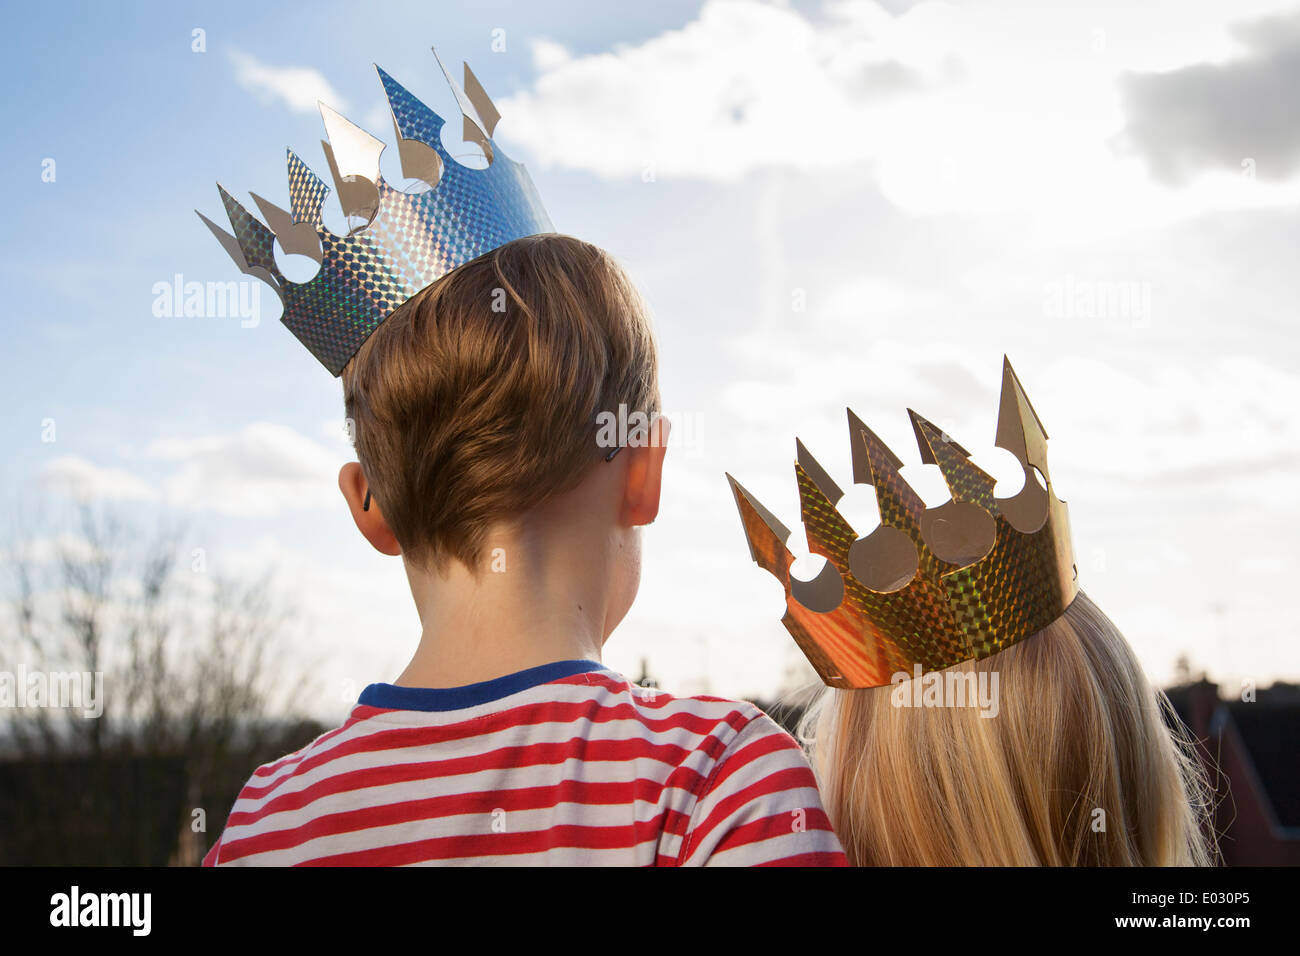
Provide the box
[499,0,957,182]
[228,48,350,115]
[318,416,356,449]
[39,456,157,503]
[496,0,1300,231]
[146,422,341,516]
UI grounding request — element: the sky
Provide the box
[3,0,1299,722]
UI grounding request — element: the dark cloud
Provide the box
[1118,10,1300,184]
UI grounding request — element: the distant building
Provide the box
[1165,679,1300,866]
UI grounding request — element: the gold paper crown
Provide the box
[726,357,1078,689]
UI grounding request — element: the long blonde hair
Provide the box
[800,591,1216,865]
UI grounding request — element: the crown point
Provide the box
[796,439,843,504]
[906,408,935,464]
[462,60,501,139]
[433,46,493,154]
[908,407,973,465]
[726,474,793,565]
[284,149,330,226]
[378,65,452,167]
[847,407,904,484]
[196,209,246,271]
[318,103,384,225]
[375,64,399,91]
[250,191,322,263]
[996,356,1051,475]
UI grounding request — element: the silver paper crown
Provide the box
[197,48,554,375]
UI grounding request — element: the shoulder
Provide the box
[203,714,378,866]
[688,701,815,799]
[558,670,817,797]
[562,668,780,755]
[664,700,845,866]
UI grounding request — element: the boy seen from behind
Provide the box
[203,235,846,866]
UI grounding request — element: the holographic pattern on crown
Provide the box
[197,53,554,375]
[726,358,1079,689]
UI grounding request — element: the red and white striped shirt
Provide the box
[203,660,845,866]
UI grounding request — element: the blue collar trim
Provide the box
[358,659,608,712]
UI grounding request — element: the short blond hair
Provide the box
[341,234,659,572]
[801,591,1217,865]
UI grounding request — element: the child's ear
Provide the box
[621,414,671,527]
[338,462,402,556]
